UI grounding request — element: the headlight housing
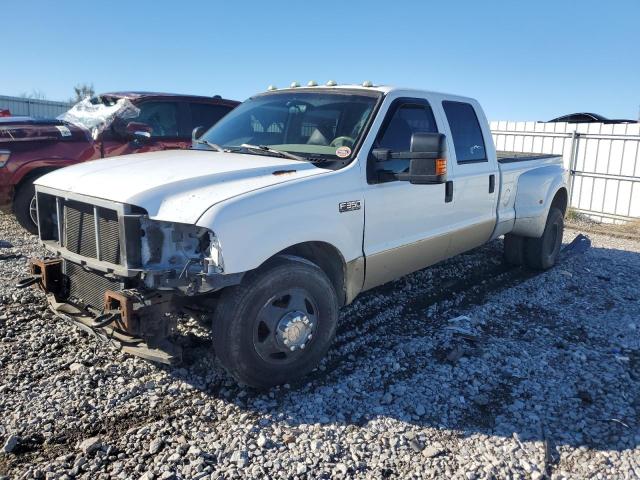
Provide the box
[0,149,10,168]
[205,233,224,273]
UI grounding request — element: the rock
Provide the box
[187,446,202,457]
[78,436,102,455]
[422,446,442,458]
[296,463,307,475]
[409,440,422,452]
[414,404,426,416]
[69,362,85,372]
[2,434,19,454]
[148,438,164,455]
[310,439,322,451]
[256,434,267,448]
[230,450,248,467]
[335,463,348,474]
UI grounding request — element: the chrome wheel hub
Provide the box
[29,195,38,225]
[276,311,313,351]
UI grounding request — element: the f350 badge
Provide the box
[339,200,361,213]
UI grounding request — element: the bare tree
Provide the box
[71,83,95,103]
[19,89,47,100]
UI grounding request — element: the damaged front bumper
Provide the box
[23,257,182,364]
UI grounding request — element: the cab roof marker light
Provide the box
[267,85,277,91]
[326,80,337,86]
[290,81,300,88]
[362,80,374,87]
[307,80,318,87]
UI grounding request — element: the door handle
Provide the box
[445,180,453,203]
[489,174,495,194]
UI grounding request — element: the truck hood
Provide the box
[0,117,88,144]
[35,149,330,224]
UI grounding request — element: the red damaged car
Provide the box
[0,92,239,232]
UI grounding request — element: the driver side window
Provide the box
[133,101,180,138]
[378,103,438,152]
[371,100,438,181]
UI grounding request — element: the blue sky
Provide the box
[3,0,639,121]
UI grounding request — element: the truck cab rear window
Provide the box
[442,101,487,163]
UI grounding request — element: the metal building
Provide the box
[0,95,72,118]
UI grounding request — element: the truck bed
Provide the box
[497,151,559,164]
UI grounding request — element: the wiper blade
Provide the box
[240,144,306,162]
[195,139,225,152]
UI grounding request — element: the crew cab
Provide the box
[24,83,568,388]
[0,92,239,233]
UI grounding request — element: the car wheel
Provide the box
[212,257,338,388]
[524,207,564,270]
[14,179,39,234]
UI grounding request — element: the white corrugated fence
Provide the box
[0,95,72,118]
[491,120,640,223]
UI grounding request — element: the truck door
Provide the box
[102,101,191,157]
[362,97,456,290]
[440,100,498,257]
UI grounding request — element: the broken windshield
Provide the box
[58,96,140,138]
[199,90,381,161]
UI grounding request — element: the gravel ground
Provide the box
[0,212,639,480]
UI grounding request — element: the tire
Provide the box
[13,179,39,234]
[524,207,564,270]
[212,257,339,388]
[503,233,525,266]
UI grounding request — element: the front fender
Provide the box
[12,158,79,185]
[195,168,364,275]
[512,164,568,238]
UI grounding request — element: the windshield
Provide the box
[199,90,380,160]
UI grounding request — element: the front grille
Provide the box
[65,201,97,258]
[60,200,122,265]
[98,209,121,264]
[64,260,124,310]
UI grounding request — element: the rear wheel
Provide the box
[14,179,38,234]
[524,207,564,270]
[212,257,339,388]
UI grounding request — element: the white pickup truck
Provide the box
[26,83,568,388]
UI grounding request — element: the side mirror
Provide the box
[126,121,152,142]
[192,125,206,141]
[407,132,447,184]
[372,132,447,184]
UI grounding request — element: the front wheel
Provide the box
[212,258,339,388]
[14,179,38,234]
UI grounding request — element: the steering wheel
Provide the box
[330,136,355,148]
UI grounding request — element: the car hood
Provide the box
[35,149,330,224]
[0,117,87,144]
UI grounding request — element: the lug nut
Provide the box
[290,346,296,351]
[307,334,313,340]
[300,343,305,349]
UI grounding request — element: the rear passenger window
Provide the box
[190,104,233,131]
[442,101,487,163]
